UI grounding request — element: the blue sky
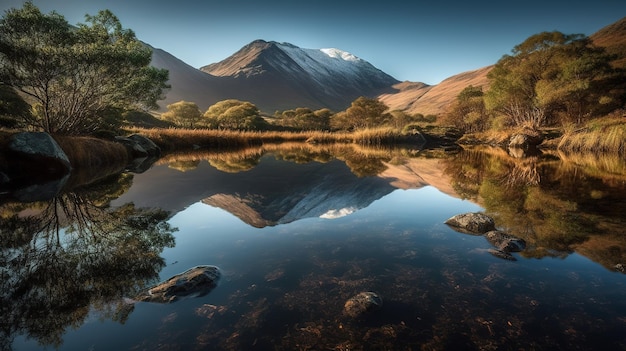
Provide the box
[1,0,625,85]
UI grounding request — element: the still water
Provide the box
[3,144,626,350]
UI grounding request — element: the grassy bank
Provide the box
[127,127,411,151]
[558,117,626,155]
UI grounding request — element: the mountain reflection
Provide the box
[3,142,626,350]
[0,173,176,349]
[140,143,626,270]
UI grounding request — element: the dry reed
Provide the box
[558,117,626,155]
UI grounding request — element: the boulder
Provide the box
[445,212,495,234]
[128,134,161,157]
[343,291,383,318]
[8,132,71,177]
[114,136,149,158]
[485,230,526,252]
[135,265,221,303]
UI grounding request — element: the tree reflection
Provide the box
[156,143,422,178]
[443,146,626,268]
[0,173,176,350]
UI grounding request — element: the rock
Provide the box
[488,249,517,261]
[135,265,221,303]
[445,212,495,234]
[8,132,71,177]
[128,134,161,157]
[114,136,149,158]
[343,291,383,318]
[615,263,625,273]
[508,132,543,150]
[485,230,526,252]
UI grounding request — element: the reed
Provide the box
[126,127,408,151]
[54,135,130,186]
[558,117,626,155]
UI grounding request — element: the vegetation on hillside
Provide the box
[443,31,626,137]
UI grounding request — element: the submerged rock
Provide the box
[445,212,496,234]
[485,230,526,252]
[488,249,517,261]
[343,291,383,318]
[135,265,221,303]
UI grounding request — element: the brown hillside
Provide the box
[379,65,492,116]
[590,16,626,69]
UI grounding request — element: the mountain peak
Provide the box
[198,40,398,111]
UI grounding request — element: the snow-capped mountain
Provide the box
[202,40,397,97]
[149,40,398,113]
[200,40,399,112]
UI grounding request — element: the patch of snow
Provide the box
[320,48,360,62]
[276,42,369,84]
[320,207,357,219]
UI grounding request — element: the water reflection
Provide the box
[0,173,176,350]
[3,143,626,350]
[444,146,626,270]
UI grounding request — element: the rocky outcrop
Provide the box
[343,291,383,318]
[446,213,527,261]
[114,134,160,158]
[485,230,526,252]
[134,265,221,303]
[8,132,71,177]
[113,134,161,173]
[444,212,495,234]
[1,132,72,201]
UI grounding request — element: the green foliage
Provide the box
[0,84,30,128]
[161,100,202,128]
[442,85,489,133]
[484,31,624,128]
[0,2,169,135]
[203,99,269,130]
[273,107,332,130]
[331,96,390,131]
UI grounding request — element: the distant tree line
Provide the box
[159,97,436,132]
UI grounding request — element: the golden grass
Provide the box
[54,135,130,187]
[558,117,626,155]
[127,127,409,151]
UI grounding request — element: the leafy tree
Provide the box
[204,99,268,130]
[0,3,169,135]
[485,31,623,128]
[442,85,489,132]
[161,100,202,128]
[331,96,390,130]
[0,83,30,128]
[274,107,332,130]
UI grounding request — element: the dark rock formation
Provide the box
[8,132,71,177]
[485,230,526,252]
[134,265,220,303]
[127,134,161,157]
[444,212,496,234]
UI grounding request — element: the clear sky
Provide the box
[1,0,625,85]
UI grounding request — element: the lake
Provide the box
[3,143,626,350]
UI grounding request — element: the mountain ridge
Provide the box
[149,16,626,116]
